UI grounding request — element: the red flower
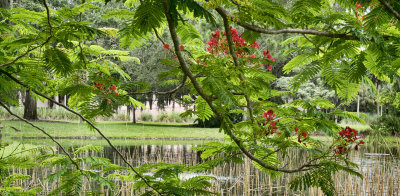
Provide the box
[99,72,102,76]
[254,42,259,48]
[267,65,272,71]
[115,92,119,96]
[295,126,299,133]
[106,99,111,104]
[163,44,170,49]
[174,56,177,59]
[180,45,184,50]
[263,109,275,120]
[302,131,307,137]
[111,85,117,91]
[271,58,275,62]
[196,60,200,64]
[266,54,272,60]
[356,2,361,10]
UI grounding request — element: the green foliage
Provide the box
[370,115,400,135]
[290,160,362,196]
[194,96,213,122]
[0,142,49,195]
[140,112,153,122]
[39,145,115,195]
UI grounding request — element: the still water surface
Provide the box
[10,139,400,195]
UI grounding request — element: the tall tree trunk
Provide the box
[127,104,131,117]
[386,103,389,114]
[48,96,54,109]
[376,83,380,116]
[357,95,360,117]
[23,90,38,120]
[132,107,136,124]
[0,0,9,9]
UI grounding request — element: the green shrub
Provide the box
[140,112,153,122]
[157,112,169,122]
[370,115,400,135]
[168,112,183,123]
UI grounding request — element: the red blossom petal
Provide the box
[179,45,184,50]
[106,99,111,103]
[111,85,117,91]
[268,65,272,71]
[302,131,308,137]
[356,2,361,10]
[163,44,170,49]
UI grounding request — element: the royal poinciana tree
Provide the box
[0,0,399,195]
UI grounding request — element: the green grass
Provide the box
[0,120,223,139]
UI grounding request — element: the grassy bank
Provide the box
[0,120,223,139]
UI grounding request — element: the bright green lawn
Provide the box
[0,120,223,139]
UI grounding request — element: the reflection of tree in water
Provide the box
[14,144,400,195]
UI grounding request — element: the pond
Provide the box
[7,139,400,195]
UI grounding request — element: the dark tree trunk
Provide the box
[23,90,38,120]
[127,104,131,117]
[0,0,10,9]
[132,107,136,124]
[48,96,55,109]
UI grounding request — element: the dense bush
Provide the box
[194,113,243,128]
[370,115,400,135]
[157,112,169,122]
[139,112,153,122]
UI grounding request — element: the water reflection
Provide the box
[11,141,400,195]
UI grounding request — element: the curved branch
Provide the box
[216,7,360,40]
[129,75,187,95]
[0,101,80,171]
[0,69,160,195]
[379,0,400,21]
[0,0,53,69]
[215,6,256,128]
[162,0,320,174]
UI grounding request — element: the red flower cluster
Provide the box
[262,109,281,135]
[205,28,273,70]
[296,126,308,146]
[334,126,364,154]
[92,72,119,104]
[262,49,274,70]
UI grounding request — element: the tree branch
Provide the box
[216,6,256,138]
[0,69,160,195]
[129,75,187,95]
[379,0,400,21]
[216,6,361,40]
[0,101,80,171]
[162,0,319,174]
[0,0,53,69]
